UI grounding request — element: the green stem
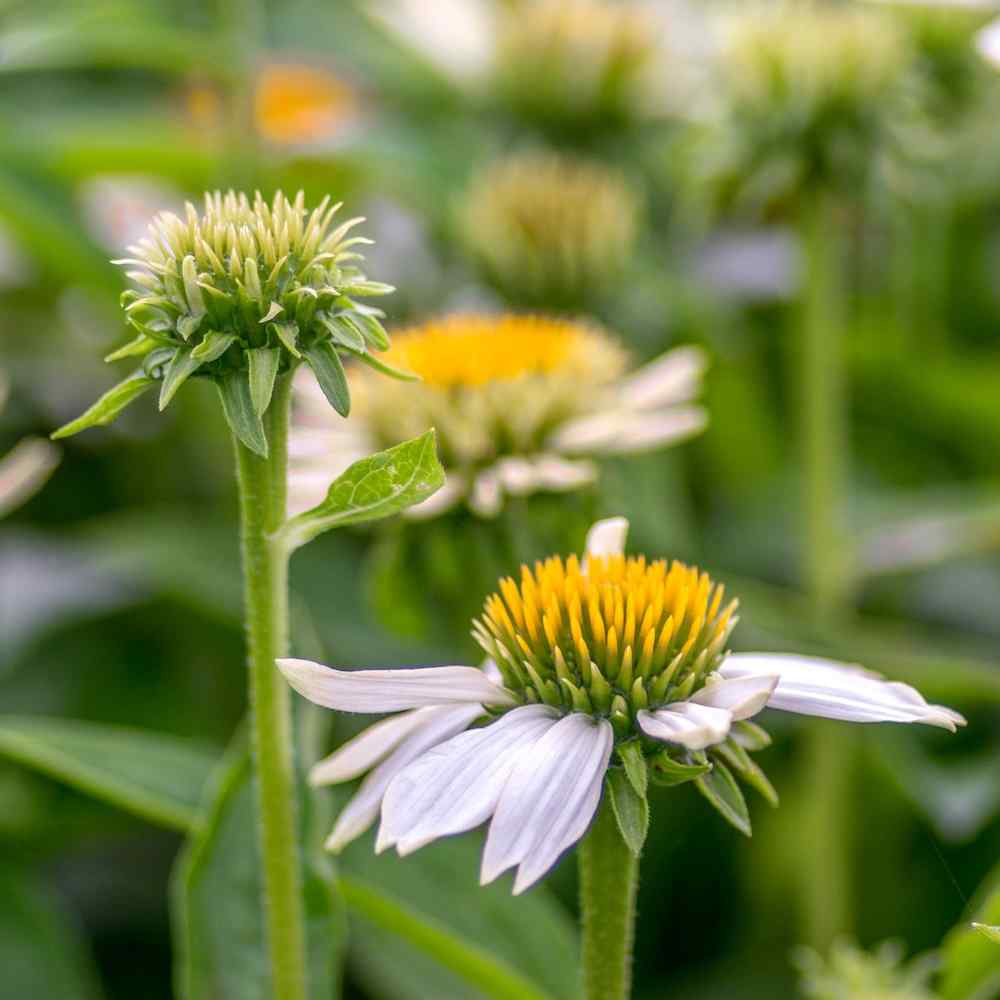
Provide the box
[578,796,639,1000]
[234,374,308,1000]
[796,191,854,949]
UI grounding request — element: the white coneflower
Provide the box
[278,516,964,893]
[0,372,59,518]
[288,314,707,519]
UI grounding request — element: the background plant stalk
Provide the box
[234,373,309,1000]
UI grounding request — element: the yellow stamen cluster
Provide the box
[353,314,626,466]
[473,554,739,734]
[255,64,357,145]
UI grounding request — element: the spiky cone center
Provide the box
[473,554,739,738]
[354,314,626,466]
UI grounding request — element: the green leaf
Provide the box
[191,331,238,364]
[159,345,203,410]
[303,339,351,416]
[341,831,577,1000]
[248,347,281,416]
[217,370,268,457]
[280,430,445,551]
[0,715,217,832]
[606,770,648,856]
[0,866,104,1000]
[972,924,1000,944]
[171,745,342,1000]
[271,321,301,357]
[695,761,752,837]
[320,313,366,352]
[941,863,1000,1000]
[51,371,156,439]
[104,333,156,362]
[649,750,711,787]
[712,740,778,807]
[617,741,648,798]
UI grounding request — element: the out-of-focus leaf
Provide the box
[0,865,104,1000]
[941,863,1000,1000]
[0,716,217,832]
[340,831,578,1000]
[171,746,342,1000]
[280,430,444,551]
[695,761,751,837]
[217,370,268,457]
[972,924,1000,944]
[606,769,648,856]
[51,371,156,439]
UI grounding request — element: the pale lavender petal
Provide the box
[690,673,779,721]
[277,658,516,713]
[637,702,733,750]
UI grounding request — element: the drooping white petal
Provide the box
[469,467,503,518]
[325,703,483,851]
[548,405,706,455]
[277,659,516,713]
[637,702,733,750]
[690,673,779,722]
[530,454,599,491]
[720,653,967,731]
[617,346,707,410]
[403,471,467,520]
[585,517,629,559]
[480,713,613,894]
[378,704,559,855]
[310,708,435,786]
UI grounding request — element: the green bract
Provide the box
[53,189,400,456]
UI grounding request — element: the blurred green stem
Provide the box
[796,191,854,949]
[578,796,638,1000]
[234,373,308,1000]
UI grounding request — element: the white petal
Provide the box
[480,713,613,894]
[0,437,59,518]
[690,673,779,721]
[325,703,483,851]
[402,472,467,520]
[637,702,733,750]
[584,517,629,559]
[720,653,967,731]
[530,454,598,491]
[977,17,1000,68]
[549,406,706,455]
[378,704,559,855]
[617,346,707,410]
[469,468,503,517]
[310,708,435,786]
[276,659,516,713]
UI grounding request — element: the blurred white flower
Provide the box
[78,175,182,253]
[976,16,1000,65]
[0,372,59,519]
[288,314,708,518]
[279,517,964,892]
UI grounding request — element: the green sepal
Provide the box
[191,331,238,364]
[303,339,350,417]
[217,370,268,457]
[104,333,156,362]
[176,314,202,340]
[51,370,156,439]
[712,740,778,807]
[342,279,395,296]
[695,760,752,837]
[142,347,176,376]
[342,345,420,382]
[319,313,365,352]
[278,429,444,552]
[270,321,300,357]
[248,347,281,416]
[352,311,390,351]
[648,750,711,787]
[617,741,648,798]
[606,769,648,857]
[731,720,772,752]
[159,345,203,410]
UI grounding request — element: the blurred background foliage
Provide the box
[1,0,999,997]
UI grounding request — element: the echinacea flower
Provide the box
[458,151,640,307]
[278,517,964,893]
[288,314,707,518]
[0,371,59,519]
[53,190,405,456]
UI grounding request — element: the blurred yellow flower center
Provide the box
[255,64,356,144]
[380,315,621,390]
[474,554,738,726]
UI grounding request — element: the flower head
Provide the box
[289,314,707,517]
[458,152,640,307]
[278,517,964,893]
[54,190,402,455]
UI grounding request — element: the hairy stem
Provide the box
[578,796,639,1000]
[234,374,308,1000]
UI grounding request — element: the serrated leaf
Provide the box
[649,750,711,787]
[160,345,204,410]
[695,760,752,837]
[51,371,156,439]
[606,769,648,856]
[303,339,350,416]
[280,429,445,551]
[617,741,648,798]
[217,370,267,457]
[104,333,156,362]
[0,715,217,832]
[712,740,779,807]
[191,332,238,364]
[248,347,281,416]
[731,720,772,751]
